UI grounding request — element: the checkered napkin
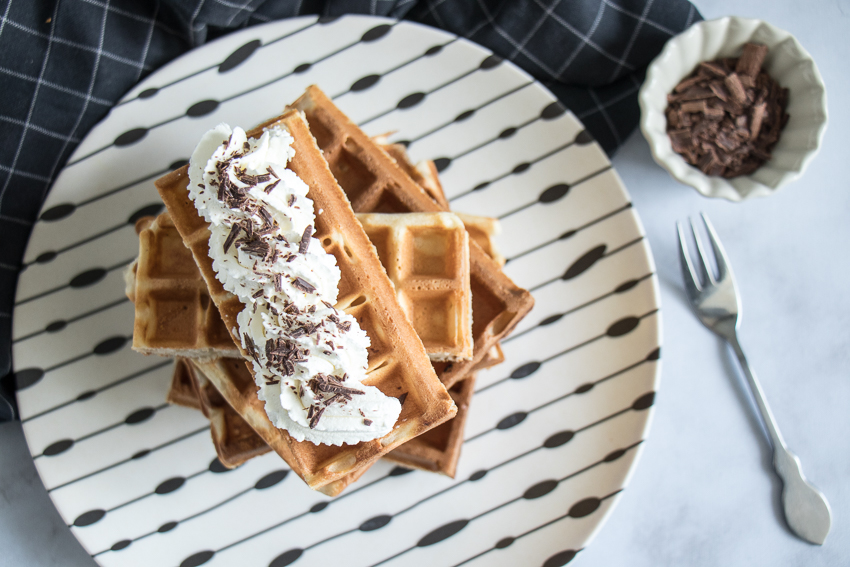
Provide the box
[0,0,701,420]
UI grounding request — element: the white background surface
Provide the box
[1,0,848,565]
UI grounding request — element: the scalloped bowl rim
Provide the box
[638,16,828,201]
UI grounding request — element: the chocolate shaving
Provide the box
[293,277,315,293]
[251,289,264,299]
[299,225,313,255]
[274,273,283,293]
[223,224,242,253]
[309,406,325,429]
[287,194,296,207]
[266,165,279,179]
[264,179,280,194]
[363,419,372,426]
[665,42,789,178]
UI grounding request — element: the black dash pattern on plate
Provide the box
[539,183,570,203]
[94,336,128,355]
[543,549,579,567]
[541,101,567,119]
[186,100,219,117]
[510,361,540,379]
[70,268,107,288]
[14,367,44,390]
[73,508,105,527]
[361,23,391,42]
[359,515,391,532]
[219,39,261,73]
[544,430,575,448]
[418,519,469,547]
[632,392,655,410]
[350,74,380,92]
[180,550,215,567]
[524,479,558,499]
[496,412,527,430]
[209,457,229,473]
[562,245,606,281]
[255,470,288,490]
[111,539,131,551]
[125,406,156,425]
[114,128,148,147]
[606,316,640,337]
[270,548,303,567]
[43,438,74,457]
[40,203,76,221]
[155,477,185,495]
[568,497,601,518]
[433,157,451,172]
[397,92,425,109]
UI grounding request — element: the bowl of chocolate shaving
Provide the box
[639,17,827,201]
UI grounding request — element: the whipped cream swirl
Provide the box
[188,123,401,445]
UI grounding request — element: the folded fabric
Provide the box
[0,0,701,419]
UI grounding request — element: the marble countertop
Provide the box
[2,0,848,565]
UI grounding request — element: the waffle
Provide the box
[380,142,449,209]
[130,212,241,359]
[289,85,533,389]
[155,110,456,490]
[357,212,473,362]
[167,358,202,409]
[172,358,366,497]
[182,358,272,469]
[384,373,476,477]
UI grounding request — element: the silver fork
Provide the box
[677,213,832,545]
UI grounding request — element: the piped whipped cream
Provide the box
[188,123,401,445]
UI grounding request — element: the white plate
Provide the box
[12,15,662,567]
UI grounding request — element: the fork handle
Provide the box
[726,333,787,453]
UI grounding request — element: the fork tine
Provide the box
[700,212,729,282]
[689,217,717,285]
[676,221,702,294]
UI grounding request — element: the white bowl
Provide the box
[638,17,828,201]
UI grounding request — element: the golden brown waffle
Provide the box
[183,358,272,469]
[168,359,363,496]
[155,110,456,490]
[380,142,449,209]
[131,212,240,359]
[477,342,505,370]
[189,357,369,497]
[289,85,533,389]
[167,358,203,409]
[455,213,506,268]
[384,374,476,477]
[357,212,473,362]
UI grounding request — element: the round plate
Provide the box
[13,15,661,567]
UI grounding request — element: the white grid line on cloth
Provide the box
[0,115,81,143]
[588,86,621,146]
[0,0,62,212]
[217,0,256,28]
[577,82,640,120]
[189,0,209,42]
[2,18,155,71]
[608,0,655,82]
[0,66,113,106]
[536,0,635,75]
[423,0,450,29]
[40,0,112,203]
[133,0,159,85]
[555,0,605,76]
[249,10,271,22]
[77,0,184,39]
[601,0,674,36]
[0,164,51,183]
[0,0,13,40]
[471,0,560,78]
[685,3,696,26]
[0,213,33,226]
[507,0,563,63]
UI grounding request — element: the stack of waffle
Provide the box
[128,88,533,495]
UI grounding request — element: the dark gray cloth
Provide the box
[0,0,701,419]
